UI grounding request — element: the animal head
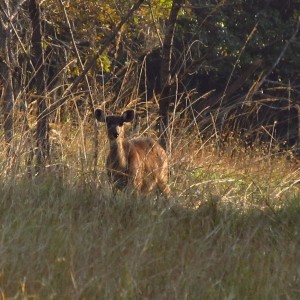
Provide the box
[94,109,135,140]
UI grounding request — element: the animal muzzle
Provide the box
[108,131,119,139]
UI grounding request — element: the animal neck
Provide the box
[109,137,127,169]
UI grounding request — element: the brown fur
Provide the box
[95,109,170,197]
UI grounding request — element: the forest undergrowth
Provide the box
[0,121,300,299]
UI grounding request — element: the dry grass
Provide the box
[0,121,300,299]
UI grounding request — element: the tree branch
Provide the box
[39,0,145,120]
[159,0,184,149]
[247,18,300,98]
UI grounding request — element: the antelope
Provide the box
[95,109,170,197]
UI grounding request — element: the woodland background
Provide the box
[1,0,300,173]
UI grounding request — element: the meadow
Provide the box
[0,121,300,299]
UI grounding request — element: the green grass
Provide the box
[0,127,300,299]
[1,147,300,300]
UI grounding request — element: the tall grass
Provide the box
[1,119,300,299]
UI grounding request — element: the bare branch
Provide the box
[39,0,145,120]
[249,18,300,97]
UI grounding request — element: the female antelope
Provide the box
[95,109,170,197]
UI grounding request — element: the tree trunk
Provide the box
[159,0,184,150]
[28,0,49,172]
[0,6,14,154]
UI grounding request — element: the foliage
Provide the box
[180,0,300,89]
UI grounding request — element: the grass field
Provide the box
[0,125,300,299]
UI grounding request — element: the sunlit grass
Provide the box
[0,123,300,298]
[0,175,300,299]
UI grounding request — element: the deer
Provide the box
[95,108,170,198]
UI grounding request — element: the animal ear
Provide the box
[94,109,106,122]
[122,110,135,123]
